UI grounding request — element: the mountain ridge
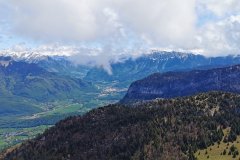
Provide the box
[121,64,240,103]
[0,59,96,117]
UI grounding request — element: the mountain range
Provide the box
[1,51,240,157]
[85,51,240,84]
[1,51,240,121]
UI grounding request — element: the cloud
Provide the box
[195,0,240,56]
[117,0,197,47]
[2,0,197,47]
[1,43,141,74]
[5,0,99,41]
[196,15,240,56]
[0,0,239,60]
[199,0,240,17]
[69,47,115,75]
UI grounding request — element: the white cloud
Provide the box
[115,0,197,47]
[6,0,99,41]
[0,0,239,59]
[199,0,240,17]
[197,15,240,56]
[2,0,197,47]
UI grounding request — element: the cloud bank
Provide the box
[0,0,239,57]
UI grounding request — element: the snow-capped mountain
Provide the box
[0,50,63,62]
[1,50,240,82]
[0,50,90,78]
[85,51,240,82]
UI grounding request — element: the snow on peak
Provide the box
[0,47,72,62]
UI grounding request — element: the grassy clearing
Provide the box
[195,128,240,160]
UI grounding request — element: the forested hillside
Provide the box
[3,92,240,160]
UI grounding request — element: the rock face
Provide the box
[121,65,240,103]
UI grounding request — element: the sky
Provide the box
[0,0,240,58]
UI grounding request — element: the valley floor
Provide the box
[0,101,92,151]
[0,125,51,151]
[0,90,122,152]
